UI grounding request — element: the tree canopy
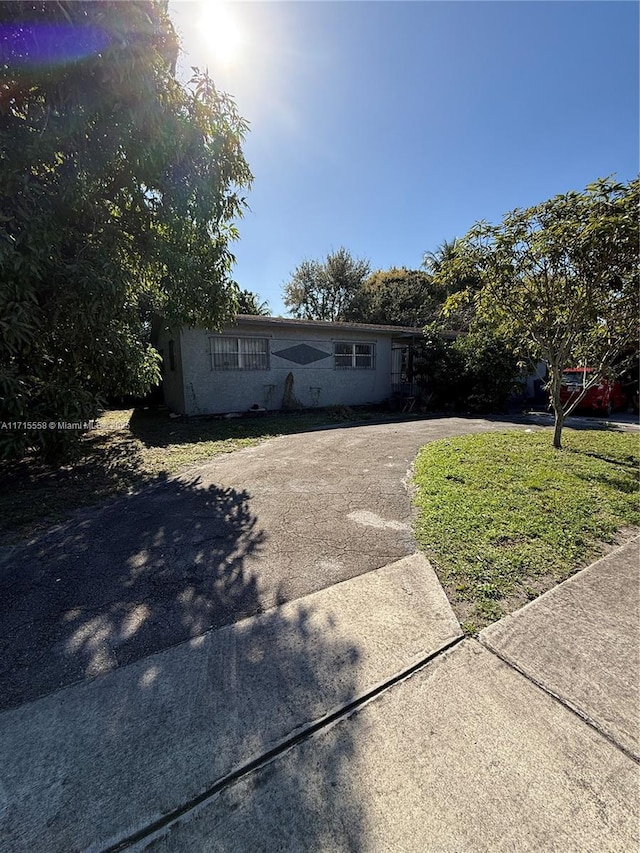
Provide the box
[422,238,459,278]
[344,268,442,328]
[282,247,370,321]
[435,176,639,447]
[421,238,483,331]
[413,323,520,414]
[0,0,251,458]
[236,289,270,316]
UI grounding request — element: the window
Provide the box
[210,336,269,370]
[334,341,376,370]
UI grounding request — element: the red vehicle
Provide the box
[559,368,629,416]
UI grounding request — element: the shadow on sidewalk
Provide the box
[0,476,368,852]
[90,602,367,852]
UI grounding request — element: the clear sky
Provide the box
[168,1,639,316]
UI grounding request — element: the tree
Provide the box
[344,268,443,327]
[283,248,370,321]
[413,324,520,413]
[236,289,270,316]
[412,324,464,407]
[422,238,459,278]
[436,177,639,448]
[422,238,481,331]
[453,326,521,412]
[0,1,251,459]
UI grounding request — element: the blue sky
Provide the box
[169,1,639,316]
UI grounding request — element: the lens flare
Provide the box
[1,24,111,70]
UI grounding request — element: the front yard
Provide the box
[3,411,638,635]
[413,428,640,633]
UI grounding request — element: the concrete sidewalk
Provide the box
[480,535,640,761]
[140,642,638,853]
[0,554,462,853]
[1,540,638,852]
[133,539,640,853]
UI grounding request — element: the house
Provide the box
[155,315,422,416]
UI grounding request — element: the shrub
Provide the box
[414,324,520,412]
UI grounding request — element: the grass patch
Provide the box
[413,428,640,633]
[0,405,385,541]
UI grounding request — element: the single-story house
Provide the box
[154,315,423,416]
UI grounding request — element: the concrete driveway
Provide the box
[0,416,528,710]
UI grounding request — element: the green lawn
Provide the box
[0,405,384,541]
[413,428,640,633]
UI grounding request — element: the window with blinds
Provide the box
[210,336,269,370]
[334,342,376,369]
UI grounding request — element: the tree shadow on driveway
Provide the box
[0,475,267,710]
[0,475,368,852]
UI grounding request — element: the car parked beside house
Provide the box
[559,368,629,416]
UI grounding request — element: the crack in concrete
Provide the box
[99,634,465,853]
[478,639,640,766]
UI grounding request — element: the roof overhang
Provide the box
[232,315,423,336]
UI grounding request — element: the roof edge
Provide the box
[231,314,423,335]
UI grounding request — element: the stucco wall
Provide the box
[156,326,185,413]
[178,323,394,415]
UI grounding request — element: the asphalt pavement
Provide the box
[0,415,528,709]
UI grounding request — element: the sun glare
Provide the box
[198,1,244,67]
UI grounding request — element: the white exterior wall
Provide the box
[178,323,394,416]
[519,361,547,399]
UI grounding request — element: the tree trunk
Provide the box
[553,409,564,449]
[549,364,564,449]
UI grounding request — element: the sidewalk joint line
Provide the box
[101,633,464,852]
[478,638,640,766]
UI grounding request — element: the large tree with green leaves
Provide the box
[344,268,442,328]
[282,247,370,321]
[412,323,520,414]
[0,1,251,459]
[436,177,639,448]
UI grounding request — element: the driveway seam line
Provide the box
[478,637,640,765]
[100,633,465,853]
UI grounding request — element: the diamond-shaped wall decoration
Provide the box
[272,344,331,365]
